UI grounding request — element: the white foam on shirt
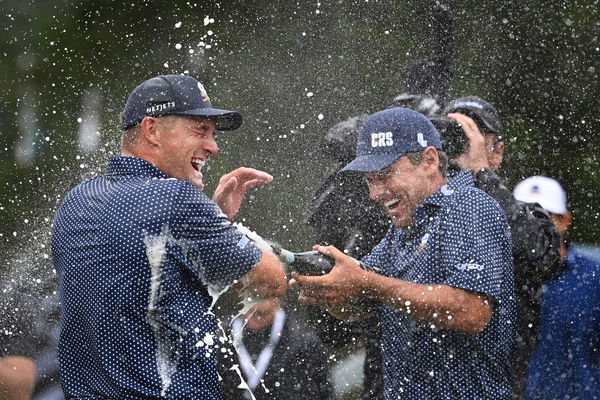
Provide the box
[144,225,176,396]
[207,283,230,311]
[145,226,230,395]
[232,222,273,254]
[143,222,274,397]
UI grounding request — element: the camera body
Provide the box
[429,116,467,159]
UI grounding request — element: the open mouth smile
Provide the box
[191,158,206,172]
[191,158,206,189]
[384,198,401,211]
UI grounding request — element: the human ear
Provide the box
[488,140,505,170]
[139,116,161,146]
[423,146,440,170]
[552,211,572,235]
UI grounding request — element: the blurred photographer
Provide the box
[432,96,561,399]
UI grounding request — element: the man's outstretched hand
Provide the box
[289,245,374,320]
[289,245,371,307]
[213,167,273,219]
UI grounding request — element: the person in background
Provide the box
[52,74,286,399]
[219,299,332,399]
[513,176,600,400]
[0,275,61,400]
[292,107,515,399]
[0,356,35,400]
[442,96,561,398]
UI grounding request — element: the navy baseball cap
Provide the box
[340,107,442,173]
[121,75,243,131]
[444,96,503,138]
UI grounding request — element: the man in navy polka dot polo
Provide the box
[291,107,515,399]
[52,75,286,399]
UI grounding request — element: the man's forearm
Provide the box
[237,251,287,301]
[365,272,492,334]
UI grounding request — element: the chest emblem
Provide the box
[416,233,430,254]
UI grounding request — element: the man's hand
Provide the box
[289,245,372,308]
[212,168,273,219]
[0,356,35,400]
[447,113,490,171]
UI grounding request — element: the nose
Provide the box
[204,134,219,156]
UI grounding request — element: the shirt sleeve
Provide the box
[169,183,263,289]
[440,189,513,302]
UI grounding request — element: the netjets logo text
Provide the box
[146,102,176,114]
[371,132,394,147]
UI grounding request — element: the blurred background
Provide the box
[1,0,599,397]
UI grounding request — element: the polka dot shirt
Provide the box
[362,170,515,400]
[52,156,262,399]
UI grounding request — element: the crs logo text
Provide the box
[371,132,394,147]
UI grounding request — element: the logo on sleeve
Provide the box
[456,263,484,271]
[237,235,250,249]
[371,132,394,147]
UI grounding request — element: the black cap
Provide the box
[444,96,503,138]
[121,75,243,131]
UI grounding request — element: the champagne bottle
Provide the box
[270,245,379,312]
[232,222,380,276]
[270,245,380,276]
[272,247,334,275]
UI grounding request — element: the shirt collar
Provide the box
[412,170,474,227]
[425,169,474,207]
[105,156,171,179]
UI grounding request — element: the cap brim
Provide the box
[176,108,243,131]
[340,154,402,173]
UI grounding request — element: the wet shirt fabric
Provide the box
[362,170,515,400]
[525,249,600,400]
[52,156,262,400]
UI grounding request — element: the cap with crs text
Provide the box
[341,107,442,173]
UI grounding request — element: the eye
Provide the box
[365,172,386,186]
[191,126,209,137]
[195,124,213,135]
